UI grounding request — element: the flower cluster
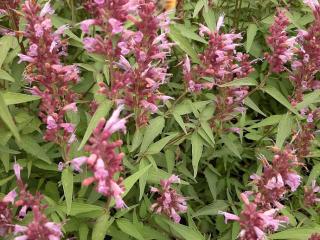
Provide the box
[185,15,253,124]
[82,0,172,125]
[19,0,79,144]
[265,9,295,73]
[304,181,320,207]
[219,193,288,240]
[266,2,320,103]
[150,175,187,223]
[0,190,16,237]
[250,146,302,207]
[0,164,63,240]
[309,233,320,240]
[71,106,127,208]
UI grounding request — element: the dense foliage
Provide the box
[0,0,320,239]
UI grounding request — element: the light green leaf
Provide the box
[269,227,320,239]
[0,92,20,141]
[275,114,292,148]
[140,116,165,153]
[192,201,229,217]
[246,24,258,53]
[130,128,143,152]
[62,168,73,215]
[169,26,201,64]
[163,218,205,240]
[117,219,144,240]
[203,8,216,31]
[175,24,207,44]
[0,175,14,186]
[173,112,187,134]
[200,121,215,147]
[296,90,320,110]
[139,159,149,201]
[110,164,151,207]
[220,77,257,87]
[0,70,15,82]
[3,92,40,105]
[191,132,204,177]
[92,214,113,240]
[248,115,283,129]
[57,202,104,216]
[0,35,14,68]
[79,223,89,240]
[78,100,112,150]
[145,134,178,155]
[19,136,50,163]
[193,0,205,18]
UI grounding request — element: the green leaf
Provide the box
[193,0,205,18]
[130,128,143,152]
[248,115,283,129]
[169,26,201,64]
[246,24,258,53]
[263,85,300,115]
[0,70,15,82]
[0,35,13,68]
[162,218,205,240]
[269,227,320,239]
[0,92,20,141]
[173,112,187,134]
[19,136,50,163]
[117,219,144,240]
[62,168,73,215]
[175,24,207,44]
[147,168,189,185]
[296,90,320,110]
[57,202,104,216]
[244,97,266,117]
[139,158,149,201]
[307,163,320,185]
[110,164,151,207]
[191,132,204,177]
[275,114,292,148]
[145,134,178,155]
[92,214,113,240]
[79,223,89,240]
[0,175,14,186]
[140,116,165,153]
[78,100,112,150]
[203,8,216,31]
[220,77,257,87]
[221,135,241,159]
[192,201,229,217]
[200,121,215,147]
[3,92,40,105]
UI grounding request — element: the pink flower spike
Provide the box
[218,211,240,223]
[104,105,127,134]
[3,189,17,203]
[14,162,22,180]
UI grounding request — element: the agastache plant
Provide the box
[219,193,288,240]
[185,15,253,126]
[71,105,127,208]
[18,0,79,145]
[82,0,173,126]
[1,163,64,240]
[304,180,320,207]
[150,175,187,223]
